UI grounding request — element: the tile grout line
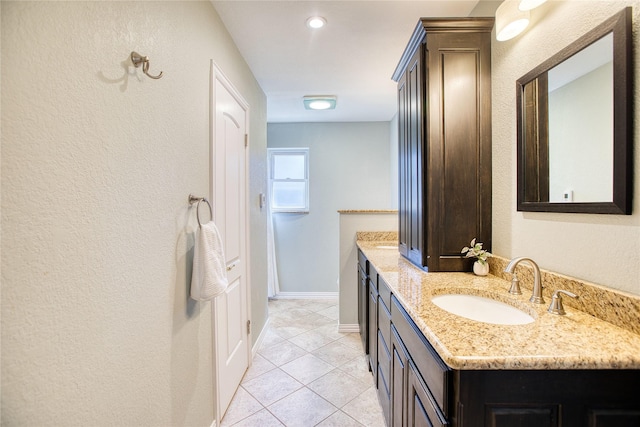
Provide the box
[224,299,385,427]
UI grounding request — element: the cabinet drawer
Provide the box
[378,329,391,393]
[408,360,447,427]
[391,295,451,417]
[369,265,378,291]
[378,296,391,355]
[368,286,379,377]
[358,264,369,356]
[358,249,369,274]
[359,267,368,288]
[377,340,391,427]
[391,326,409,427]
[378,276,392,310]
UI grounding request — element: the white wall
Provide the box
[268,122,392,294]
[492,0,640,295]
[548,62,613,202]
[389,113,399,209]
[338,213,398,326]
[1,2,267,425]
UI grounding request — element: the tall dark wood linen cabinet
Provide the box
[392,18,494,272]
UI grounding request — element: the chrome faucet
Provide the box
[504,257,545,304]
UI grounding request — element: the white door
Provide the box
[211,63,251,423]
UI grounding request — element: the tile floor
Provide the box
[221,298,386,427]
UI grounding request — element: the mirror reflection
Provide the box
[516,8,632,214]
[546,33,613,203]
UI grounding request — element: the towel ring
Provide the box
[188,194,213,228]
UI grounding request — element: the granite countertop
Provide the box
[357,240,640,370]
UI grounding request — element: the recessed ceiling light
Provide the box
[306,16,326,29]
[303,95,337,110]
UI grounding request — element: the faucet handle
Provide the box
[508,274,522,295]
[547,290,578,315]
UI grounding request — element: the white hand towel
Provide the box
[190,221,229,301]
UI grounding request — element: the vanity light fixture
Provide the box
[496,0,530,41]
[518,0,547,11]
[306,16,326,29]
[303,95,337,110]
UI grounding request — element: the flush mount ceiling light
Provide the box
[303,95,337,110]
[518,0,547,11]
[306,16,326,29]
[496,0,530,41]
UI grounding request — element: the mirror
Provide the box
[516,8,632,214]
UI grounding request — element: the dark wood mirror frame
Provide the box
[516,7,632,214]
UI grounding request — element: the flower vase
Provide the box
[473,260,489,276]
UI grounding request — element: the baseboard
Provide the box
[252,316,271,358]
[338,324,359,333]
[272,292,339,300]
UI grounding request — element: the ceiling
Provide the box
[212,1,497,123]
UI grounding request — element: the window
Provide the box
[268,148,309,213]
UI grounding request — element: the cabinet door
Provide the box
[378,297,392,425]
[457,370,640,427]
[407,361,447,427]
[588,410,640,427]
[368,282,378,377]
[392,296,451,417]
[398,63,409,258]
[398,46,427,270]
[378,330,392,426]
[407,46,426,269]
[484,406,559,427]
[424,31,492,271]
[391,326,408,427]
[357,264,368,355]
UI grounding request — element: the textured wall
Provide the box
[492,0,640,294]
[389,113,399,209]
[268,122,393,294]
[1,1,267,425]
[338,213,398,326]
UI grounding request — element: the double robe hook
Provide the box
[130,51,163,80]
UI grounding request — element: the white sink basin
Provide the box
[376,245,398,249]
[431,294,534,325]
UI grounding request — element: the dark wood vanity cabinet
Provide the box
[368,267,379,377]
[357,250,369,357]
[454,369,640,427]
[391,295,450,427]
[393,18,494,272]
[386,293,640,427]
[358,250,640,427]
[377,277,393,425]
